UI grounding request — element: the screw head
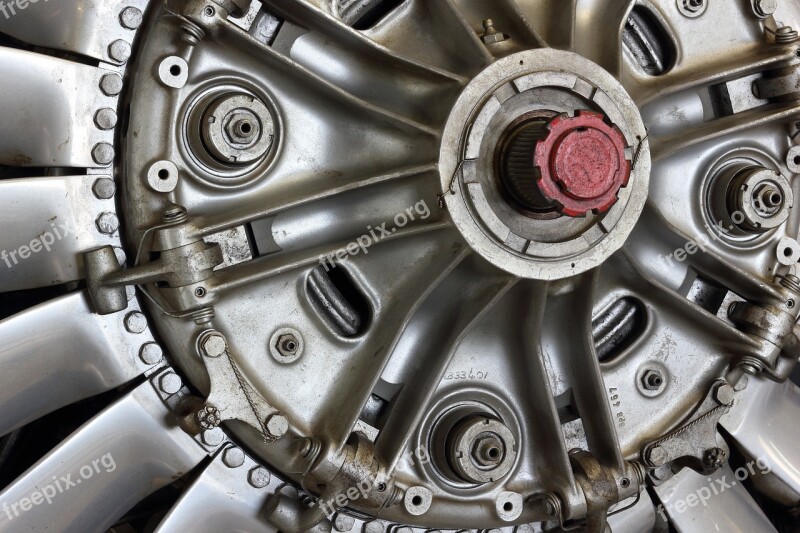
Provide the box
[139,342,163,365]
[92,177,116,199]
[159,371,183,395]
[248,466,271,488]
[201,427,225,446]
[222,446,245,468]
[99,73,123,96]
[264,413,289,438]
[124,311,147,333]
[108,39,132,63]
[119,6,143,29]
[92,143,115,166]
[94,108,118,131]
[201,332,227,358]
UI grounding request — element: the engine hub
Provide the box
[440,49,650,280]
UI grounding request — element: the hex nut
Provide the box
[269,328,304,364]
[248,466,271,488]
[641,369,665,391]
[264,413,289,438]
[200,332,227,358]
[754,0,778,17]
[646,445,669,467]
[363,521,385,533]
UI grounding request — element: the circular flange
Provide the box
[439,50,650,280]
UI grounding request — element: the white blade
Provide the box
[0,291,155,436]
[0,380,206,532]
[654,464,776,532]
[0,0,148,64]
[0,176,118,292]
[0,48,116,167]
[156,445,278,532]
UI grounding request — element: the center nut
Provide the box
[501,111,631,217]
[439,49,651,280]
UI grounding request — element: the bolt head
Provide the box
[108,39,131,63]
[334,513,355,532]
[139,342,163,365]
[248,466,271,488]
[92,143,115,166]
[755,0,778,16]
[92,177,116,199]
[94,108,118,131]
[159,371,183,395]
[124,311,147,333]
[201,332,227,358]
[201,427,225,446]
[119,6,143,29]
[222,446,246,468]
[99,73,123,96]
[714,383,736,406]
[264,413,289,438]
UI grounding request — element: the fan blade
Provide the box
[654,464,776,532]
[0,379,207,532]
[0,0,147,64]
[0,47,115,168]
[156,445,277,532]
[0,291,156,436]
[0,175,118,292]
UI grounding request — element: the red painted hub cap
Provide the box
[534,111,631,217]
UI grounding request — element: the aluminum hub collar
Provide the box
[439,49,651,280]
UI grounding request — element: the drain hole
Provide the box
[623,6,676,76]
[592,297,647,362]
[307,265,370,337]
